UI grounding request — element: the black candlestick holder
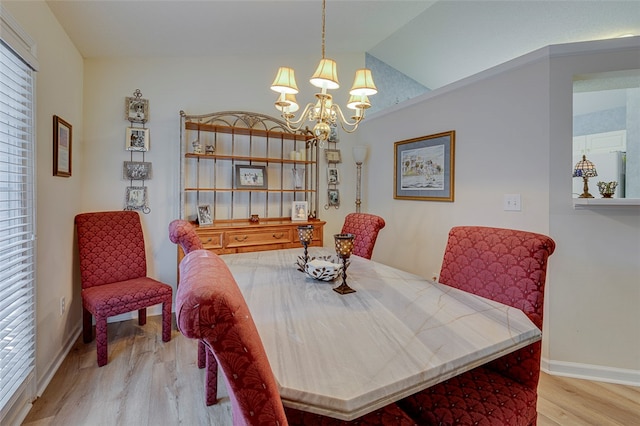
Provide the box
[333,233,356,295]
[297,225,314,268]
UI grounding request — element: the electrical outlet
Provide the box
[60,296,65,316]
[503,194,521,211]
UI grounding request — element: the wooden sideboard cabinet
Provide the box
[179,111,323,260]
[177,219,325,262]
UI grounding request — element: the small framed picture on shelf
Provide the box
[325,149,342,164]
[197,204,213,226]
[327,168,340,184]
[235,165,268,189]
[291,201,309,221]
[328,189,340,207]
[126,127,150,151]
[125,96,149,123]
[123,161,152,180]
[124,186,148,211]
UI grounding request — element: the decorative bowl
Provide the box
[304,258,343,281]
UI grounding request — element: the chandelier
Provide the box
[270,0,378,141]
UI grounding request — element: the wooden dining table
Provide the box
[220,247,541,421]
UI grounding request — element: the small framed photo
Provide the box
[325,149,342,164]
[125,186,148,211]
[197,204,213,226]
[123,161,152,180]
[291,201,309,221]
[53,115,72,177]
[328,189,340,207]
[126,127,150,152]
[235,165,268,189]
[125,96,149,123]
[327,168,340,185]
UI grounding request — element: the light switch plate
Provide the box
[504,194,521,211]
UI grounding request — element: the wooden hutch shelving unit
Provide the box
[179,111,324,258]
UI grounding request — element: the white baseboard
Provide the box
[37,325,81,396]
[542,357,640,387]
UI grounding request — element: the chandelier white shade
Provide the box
[271,67,299,94]
[270,0,377,141]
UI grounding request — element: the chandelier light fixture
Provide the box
[270,0,378,141]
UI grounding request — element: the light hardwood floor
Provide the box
[22,316,640,426]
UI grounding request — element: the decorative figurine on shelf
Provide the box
[250,214,260,223]
[205,144,215,155]
[597,181,618,198]
[333,233,356,295]
[297,225,314,270]
[192,139,203,154]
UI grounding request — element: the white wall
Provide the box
[356,37,640,384]
[3,0,85,393]
[547,39,640,383]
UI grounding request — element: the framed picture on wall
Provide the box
[394,130,455,202]
[124,186,148,211]
[125,96,149,123]
[126,127,150,151]
[327,168,340,184]
[328,189,340,207]
[53,115,72,177]
[123,161,153,180]
[325,149,342,164]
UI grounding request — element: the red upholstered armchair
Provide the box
[75,211,172,366]
[399,226,556,426]
[176,250,416,425]
[340,213,386,259]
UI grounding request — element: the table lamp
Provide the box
[573,155,598,198]
[352,146,368,213]
[333,233,356,294]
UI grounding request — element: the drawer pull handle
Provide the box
[234,235,248,242]
[201,238,213,244]
[272,233,284,239]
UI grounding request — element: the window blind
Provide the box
[0,39,36,419]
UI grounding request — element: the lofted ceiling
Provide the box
[45,0,640,90]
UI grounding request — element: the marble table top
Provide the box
[221,247,541,421]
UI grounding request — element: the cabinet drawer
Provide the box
[196,230,224,249]
[226,228,292,248]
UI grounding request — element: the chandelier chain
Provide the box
[321,0,326,58]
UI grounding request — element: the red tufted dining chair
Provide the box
[168,219,209,374]
[75,211,172,367]
[398,226,556,426]
[340,213,386,259]
[176,250,416,425]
